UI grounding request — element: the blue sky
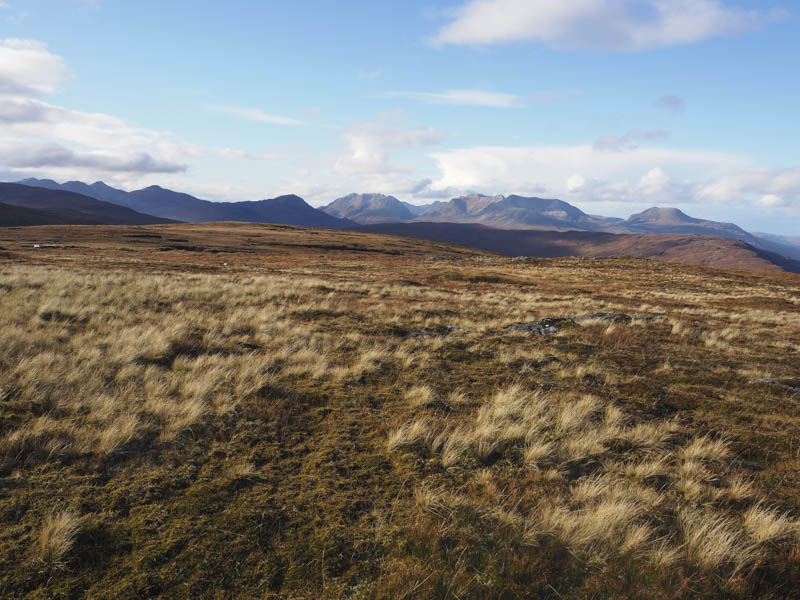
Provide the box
[0,0,798,233]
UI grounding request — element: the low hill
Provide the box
[621,206,750,237]
[0,183,175,226]
[321,193,414,224]
[358,222,800,273]
[18,179,353,228]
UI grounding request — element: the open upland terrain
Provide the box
[1,223,800,599]
[359,222,800,274]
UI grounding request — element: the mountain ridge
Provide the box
[17,179,355,228]
[0,183,176,226]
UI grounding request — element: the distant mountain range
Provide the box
[321,192,800,260]
[6,179,799,266]
[14,179,354,229]
[0,183,175,226]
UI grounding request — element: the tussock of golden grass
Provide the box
[680,435,732,462]
[389,379,797,580]
[227,459,261,481]
[36,509,80,568]
[725,476,756,502]
[387,417,435,453]
[404,385,437,407]
[679,508,761,571]
[743,505,798,544]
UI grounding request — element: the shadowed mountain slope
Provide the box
[17,179,354,228]
[358,222,800,273]
[0,183,175,226]
[0,202,102,226]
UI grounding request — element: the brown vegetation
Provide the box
[1,222,799,598]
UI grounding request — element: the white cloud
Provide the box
[212,105,307,126]
[0,39,69,96]
[425,143,800,211]
[0,38,268,179]
[756,194,787,208]
[593,129,668,152]
[383,89,524,108]
[697,167,800,206]
[0,141,184,173]
[432,0,783,50]
[566,174,586,193]
[0,97,170,149]
[333,116,445,177]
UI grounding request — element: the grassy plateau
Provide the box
[1,222,799,599]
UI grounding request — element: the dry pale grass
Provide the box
[389,381,796,581]
[1,227,799,599]
[36,509,80,568]
[743,505,799,544]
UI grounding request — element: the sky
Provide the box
[0,0,798,233]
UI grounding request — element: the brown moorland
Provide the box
[359,222,800,273]
[1,222,799,599]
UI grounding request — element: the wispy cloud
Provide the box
[0,2,27,25]
[382,89,524,108]
[0,141,185,173]
[654,95,686,113]
[357,68,384,80]
[334,115,446,177]
[431,0,786,51]
[212,105,307,126]
[594,129,669,152]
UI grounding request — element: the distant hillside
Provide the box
[0,202,101,226]
[408,195,800,261]
[621,207,746,235]
[358,222,800,273]
[321,193,414,224]
[17,179,354,228]
[0,183,175,226]
[754,232,800,251]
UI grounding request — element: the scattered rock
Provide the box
[632,314,663,322]
[404,325,459,339]
[753,378,800,395]
[504,312,663,336]
[572,312,631,323]
[504,317,573,336]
